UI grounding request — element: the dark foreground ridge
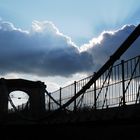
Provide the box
[2,104,140,140]
[2,112,140,140]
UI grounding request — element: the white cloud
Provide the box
[80,24,140,71]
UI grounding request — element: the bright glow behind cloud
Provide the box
[31,21,77,48]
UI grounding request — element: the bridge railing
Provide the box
[46,54,140,111]
[45,74,93,111]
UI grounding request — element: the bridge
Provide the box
[0,24,140,139]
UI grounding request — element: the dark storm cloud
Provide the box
[0,20,139,77]
[0,21,93,76]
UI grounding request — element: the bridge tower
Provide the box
[0,78,46,119]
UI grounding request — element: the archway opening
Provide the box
[8,91,29,112]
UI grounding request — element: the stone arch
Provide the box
[0,78,46,118]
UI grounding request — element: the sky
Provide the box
[0,0,140,106]
[0,0,140,45]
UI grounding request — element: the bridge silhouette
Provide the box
[0,24,140,139]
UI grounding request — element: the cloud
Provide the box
[0,20,139,77]
[81,24,140,70]
[0,20,93,77]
